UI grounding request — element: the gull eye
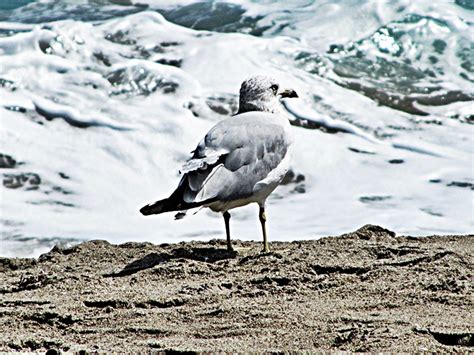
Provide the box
[270,84,279,95]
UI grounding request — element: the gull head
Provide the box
[237,75,298,114]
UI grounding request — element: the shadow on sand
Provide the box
[105,247,237,277]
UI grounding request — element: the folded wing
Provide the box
[140,112,289,215]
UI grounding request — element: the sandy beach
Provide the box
[0,225,472,352]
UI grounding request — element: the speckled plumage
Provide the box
[237,75,282,114]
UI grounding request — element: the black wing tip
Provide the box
[140,204,155,216]
[140,198,171,216]
[174,211,187,220]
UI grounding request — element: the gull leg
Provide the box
[223,211,233,251]
[259,205,270,252]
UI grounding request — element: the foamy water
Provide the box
[1,0,473,257]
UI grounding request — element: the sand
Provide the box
[0,225,472,352]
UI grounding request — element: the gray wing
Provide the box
[179,112,289,205]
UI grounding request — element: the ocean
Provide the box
[1,0,473,257]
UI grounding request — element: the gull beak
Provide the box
[278,88,298,98]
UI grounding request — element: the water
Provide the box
[0,0,473,257]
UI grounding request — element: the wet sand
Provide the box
[0,225,472,352]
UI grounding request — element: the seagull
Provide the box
[140,75,298,252]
